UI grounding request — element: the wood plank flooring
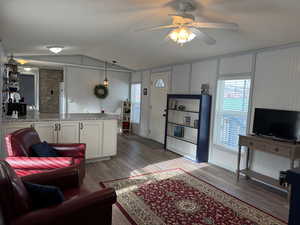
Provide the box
[85,134,289,224]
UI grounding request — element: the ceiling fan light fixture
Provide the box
[17,59,28,65]
[48,46,64,54]
[168,27,196,45]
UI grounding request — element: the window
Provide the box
[154,79,165,88]
[131,83,141,123]
[214,78,251,150]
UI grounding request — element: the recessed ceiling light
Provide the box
[47,46,64,54]
[24,67,32,72]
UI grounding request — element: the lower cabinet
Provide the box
[34,122,58,143]
[58,121,79,143]
[102,120,117,157]
[79,121,103,159]
[2,119,118,160]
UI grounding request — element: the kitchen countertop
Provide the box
[2,113,120,123]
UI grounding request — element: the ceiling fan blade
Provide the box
[189,22,239,30]
[190,28,216,45]
[135,24,178,32]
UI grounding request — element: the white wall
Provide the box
[65,66,130,114]
[0,42,6,158]
[138,44,300,180]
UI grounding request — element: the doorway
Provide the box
[149,71,170,143]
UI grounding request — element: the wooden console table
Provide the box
[237,135,300,191]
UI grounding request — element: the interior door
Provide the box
[149,71,170,143]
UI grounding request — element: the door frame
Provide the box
[148,70,171,143]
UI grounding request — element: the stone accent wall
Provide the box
[39,69,63,113]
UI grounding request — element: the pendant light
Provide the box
[103,61,109,88]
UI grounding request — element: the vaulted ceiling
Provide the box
[1,0,300,70]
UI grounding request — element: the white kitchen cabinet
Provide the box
[34,121,58,143]
[58,121,79,143]
[102,120,117,157]
[2,119,118,160]
[79,121,103,159]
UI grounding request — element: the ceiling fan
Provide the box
[137,0,239,46]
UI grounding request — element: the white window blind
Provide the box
[214,79,251,150]
[131,83,141,123]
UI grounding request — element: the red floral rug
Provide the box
[100,168,287,225]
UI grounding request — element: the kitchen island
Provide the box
[2,113,119,161]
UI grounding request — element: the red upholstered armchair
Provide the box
[0,160,116,225]
[5,128,86,184]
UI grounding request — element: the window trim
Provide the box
[130,82,142,124]
[213,76,252,153]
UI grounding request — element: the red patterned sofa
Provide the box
[0,160,116,225]
[5,128,86,184]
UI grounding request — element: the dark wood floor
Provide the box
[85,134,289,224]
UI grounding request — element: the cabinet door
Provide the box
[58,121,79,143]
[34,122,58,143]
[79,121,103,159]
[102,120,117,157]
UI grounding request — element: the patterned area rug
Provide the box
[100,169,287,225]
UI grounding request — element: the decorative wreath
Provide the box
[94,84,108,99]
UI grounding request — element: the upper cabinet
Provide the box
[219,54,253,75]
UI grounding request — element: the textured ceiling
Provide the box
[1,0,300,70]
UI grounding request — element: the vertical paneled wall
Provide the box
[135,45,300,180]
[65,66,130,114]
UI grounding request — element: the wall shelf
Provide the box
[167,135,197,145]
[168,121,197,129]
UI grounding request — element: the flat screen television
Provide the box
[253,108,300,142]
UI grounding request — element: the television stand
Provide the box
[237,135,300,193]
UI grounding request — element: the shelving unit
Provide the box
[164,94,212,162]
[121,100,131,134]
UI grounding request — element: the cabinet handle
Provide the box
[54,124,58,131]
[80,123,84,130]
[58,123,61,131]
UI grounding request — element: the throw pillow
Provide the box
[31,141,59,157]
[24,182,64,209]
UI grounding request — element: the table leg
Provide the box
[245,147,250,180]
[237,145,242,182]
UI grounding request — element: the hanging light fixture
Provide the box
[168,27,196,46]
[103,61,109,88]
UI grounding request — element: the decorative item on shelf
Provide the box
[201,83,209,95]
[174,126,184,138]
[194,119,199,128]
[178,105,186,111]
[94,84,108,99]
[184,116,191,126]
